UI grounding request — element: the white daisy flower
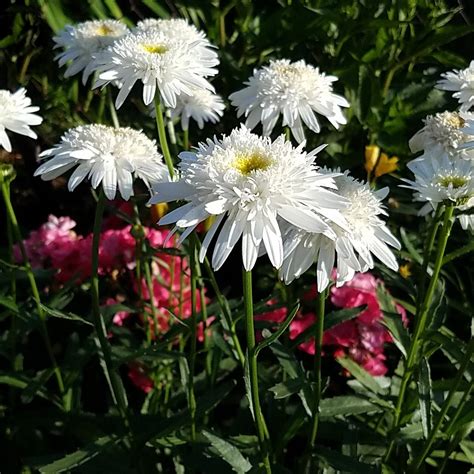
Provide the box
[35,124,169,200]
[0,88,43,152]
[458,213,474,232]
[92,30,218,109]
[53,19,129,85]
[229,59,349,143]
[170,87,225,130]
[402,153,474,214]
[436,60,474,112]
[134,18,218,63]
[149,126,349,271]
[280,171,400,290]
[409,111,474,159]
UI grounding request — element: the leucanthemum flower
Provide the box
[170,87,225,130]
[436,60,474,112]
[229,59,349,143]
[149,126,349,271]
[134,18,218,64]
[402,153,474,214]
[0,88,43,152]
[409,111,474,160]
[35,124,169,200]
[93,30,218,109]
[53,20,129,85]
[280,171,400,290]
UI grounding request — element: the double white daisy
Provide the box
[93,29,218,109]
[402,153,474,214]
[35,124,169,200]
[170,87,225,130]
[436,60,474,112]
[53,19,129,84]
[0,88,43,152]
[409,111,474,160]
[149,126,349,271]
[229,59,349,143]
[281,171,400,290]
[134,18,218,65]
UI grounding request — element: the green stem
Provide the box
[416,205,443,314]
[443,239,474,265]
[108,88,120,128]
[309,287,328,448]
[183,127,189,151]
[203,256,245,366]
[143,260,159,343]
[385,204,455,461]
[411,339,474,471]
[1,180,66,405]
[243,269,272,474]
[91,189,129,424]
[188,236,199,441]
[154,94,174,179]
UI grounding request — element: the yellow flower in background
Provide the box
[399,263,412,279]
[151,202,169,222]
[364,145,399,181]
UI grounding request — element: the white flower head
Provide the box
[0,88,43,152]
[409,111,474,160]
[93,30,218,109]
[402,153,474,213]
[170,87,225,130]
[229,59,350,143]
[281,171,400,290]
[149,126,349,271]
[436,60,474,112]
[35,124,169,200]
[134,18,218,63]
[54,20,129,85]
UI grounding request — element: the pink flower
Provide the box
[128,363,154,393]
[290,313,316,355]
[255,299,288,324]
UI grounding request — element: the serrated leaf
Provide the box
[314,445,378,473]
[203,430,252,473]
[337,357,386,395]
[418,357,432,439]
[269,376,305,399]
[39,304,93,326]
[319,396,380,417]
[39,436,120,473]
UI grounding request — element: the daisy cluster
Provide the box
[403,62,474,230]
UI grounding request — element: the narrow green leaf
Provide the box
[418,357,432,439]
[0,295,18,313]
[314,445,378,473]
[203,430,252,473]
[39,304,93,326]
[319,396,380,417]
[142,0,170,18]
[21,368,56,404]
[243,354,254,420]
[269,376,305,399]
[337,357,385,395]
[39,436,120,473]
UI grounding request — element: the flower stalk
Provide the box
[154,94,175,179]
[242,269,272,474]
[385,204,455,461]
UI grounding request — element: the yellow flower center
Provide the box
[96,25,114,36]
[446,114,465,129]
[438,176,467,188]
[233,152,272,175]
[142,44,168,54]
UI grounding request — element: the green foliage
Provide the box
[0,0,473,473]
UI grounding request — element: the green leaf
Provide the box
[38,0,71,32]
[290,306,366,350]
[39,436,120,473]
[39,304,93,326]
[377,285,409,358]
[269,376,305,399]
[0,295,18,313]
[142,0,170,18]
[418,357,432,439]
[319,396,380,417]
[270,342,313,416]
[203,430,252,473]
[21,368,56,404]
[314,445,378,473]
[356,64,371,123]
[336,357,386,395]
[243,354,254,420]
